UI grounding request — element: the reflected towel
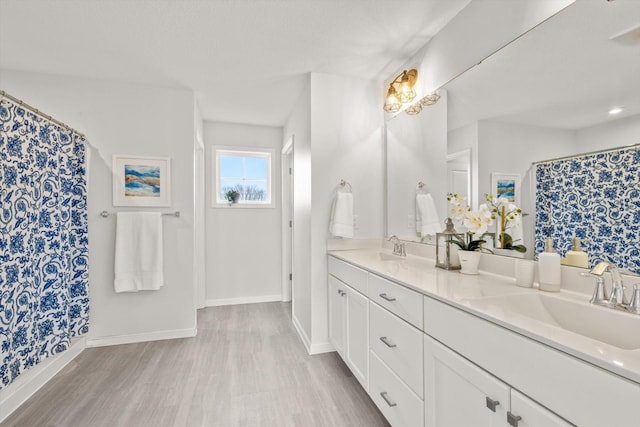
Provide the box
[329,192,354,238]
[416,193,441,236]
[114,212,164,292]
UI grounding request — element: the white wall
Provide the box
[309,72,385,348]
[576,114,640,152]
[204,121,283,305]
[0,69,197,344]
[415,0,574,94]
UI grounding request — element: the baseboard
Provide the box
[85,327,197,348]
[204,294,282,307]
[308,340,334,355]
[291,313,312,353]
[290,314,334,355]
[0,337,86,423]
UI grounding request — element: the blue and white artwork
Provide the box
[496,179,516,201]
[125,164,160,197]
[0,98,89,389]
[535,146,640,273]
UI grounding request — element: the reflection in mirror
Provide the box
[386,0,640,271]
[446,149,471,207]
[386,91,447,242]
[444,0,640,269]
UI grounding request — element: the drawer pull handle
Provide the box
[485,397,500,412]
[379,293,396,302]
[380,391,397,407]
[507,412,522,427]
[379,336,397,348]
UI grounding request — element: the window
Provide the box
[214,148,273,207]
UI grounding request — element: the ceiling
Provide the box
[446,0,640,131]
[0,0,469,127]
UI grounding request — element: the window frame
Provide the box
[212,146,274,208]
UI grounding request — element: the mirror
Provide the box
[386,0,640,270]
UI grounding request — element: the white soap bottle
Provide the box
[538,237,561,292]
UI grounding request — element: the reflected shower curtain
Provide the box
[535,146,640,273]
[0,98,89,389]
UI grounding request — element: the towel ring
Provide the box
[416,181,428,194]
[339,179,353,193]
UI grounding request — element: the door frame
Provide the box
[281,135,294,303]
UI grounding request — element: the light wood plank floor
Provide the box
[2,302,389,427]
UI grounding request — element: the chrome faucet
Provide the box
[587,261,630,309]
[387,235,407,257]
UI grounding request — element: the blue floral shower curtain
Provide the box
[0,98,89,389]
[535,146,640,273]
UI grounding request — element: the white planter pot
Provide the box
[459,250,482,275]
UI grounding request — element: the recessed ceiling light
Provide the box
[608,107,624,115]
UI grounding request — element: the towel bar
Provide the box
[100,210,180,218]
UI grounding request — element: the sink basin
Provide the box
[466,293,640,350]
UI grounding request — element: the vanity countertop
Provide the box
[328,248,640,385]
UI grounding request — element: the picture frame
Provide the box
[491,172,520,205]
[112,155,171,207]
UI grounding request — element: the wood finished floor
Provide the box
[2,302,389,427]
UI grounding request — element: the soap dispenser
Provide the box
[538,237,561,292]
[565,237,588,268]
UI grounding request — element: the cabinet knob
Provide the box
[507,411,522,427]
[379,336,397,348]
[485,397,500,412]
[380,391,398,407]
[379,293,397,302]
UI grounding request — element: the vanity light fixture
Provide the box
[404,103,422,115]
[608,106,624,115]
[383,86,402,113]
[383,69,418,112]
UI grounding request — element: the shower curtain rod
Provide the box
[0,90,86,138]
[531,142,640,166]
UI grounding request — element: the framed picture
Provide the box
[112,155,171,207]
[491,172,520,205]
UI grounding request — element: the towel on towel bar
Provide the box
[416,193,441,237]
[114,212,164,292]
[329,192,354,238]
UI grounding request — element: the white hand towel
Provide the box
[114,212,164,292]
[416,193,441,236]
[329,192,354,238]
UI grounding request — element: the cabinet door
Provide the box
[345,286,369,391]
[328,275,346,358]
[509,390,573,427]
[424,335,509,427]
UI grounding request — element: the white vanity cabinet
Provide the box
[328,260,369,391]
[424,335,571,427]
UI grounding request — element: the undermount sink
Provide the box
[466,293,640,350]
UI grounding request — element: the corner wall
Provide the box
[203,121,283,306]
[0,69,197,344]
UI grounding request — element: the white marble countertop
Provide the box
[328,248,640,385]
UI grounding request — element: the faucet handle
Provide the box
[627,284,640,314]
[583,274,610,306]
[609,282,628,306]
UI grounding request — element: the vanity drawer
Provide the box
[328,256,368,295]
[368,273,423,329]
[370,301,423,398]
[369,350,423,427]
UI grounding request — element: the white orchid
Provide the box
[463,204,493,235]
[447,193,495,252]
